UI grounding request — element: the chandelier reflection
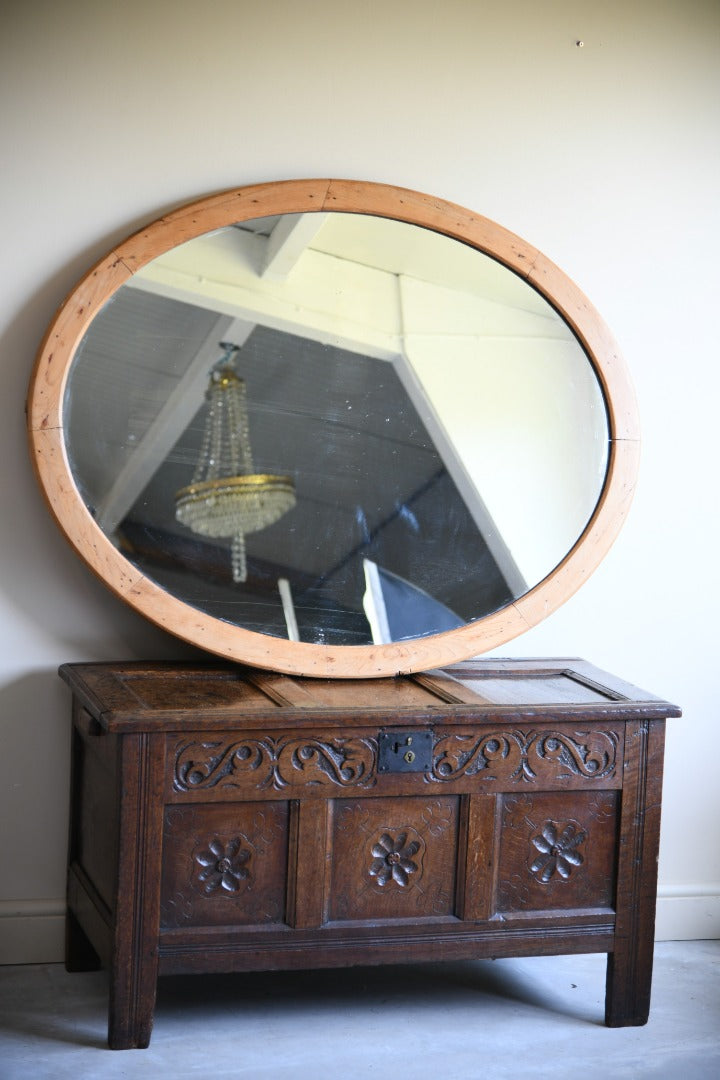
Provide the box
[175,342,296,583]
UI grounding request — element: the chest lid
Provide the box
[59,657,680,733]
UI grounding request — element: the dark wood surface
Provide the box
[60,658,680,1049]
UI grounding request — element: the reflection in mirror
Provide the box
[173,340,297,585]
[64,212,608,646]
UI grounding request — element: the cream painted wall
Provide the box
[1,0,718,962]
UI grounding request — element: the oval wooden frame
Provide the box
[27,179,639,677]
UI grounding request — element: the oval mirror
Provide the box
[28,180,639,677]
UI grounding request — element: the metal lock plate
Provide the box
[377,730,433,773]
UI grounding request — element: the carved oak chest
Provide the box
[60,657,679,1049]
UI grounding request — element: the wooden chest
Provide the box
[61,657,679,1049]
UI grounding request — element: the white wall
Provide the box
[1,0,718,962]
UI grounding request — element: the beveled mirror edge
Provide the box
[27,178,640,678]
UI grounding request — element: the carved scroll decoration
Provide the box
[174,728,617,793]
[174,735,377,792]
[431,729,618,784]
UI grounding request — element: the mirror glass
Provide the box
[62,211,608,647]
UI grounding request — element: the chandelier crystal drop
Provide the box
[175,342,296,583]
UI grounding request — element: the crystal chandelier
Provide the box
[175,342,296,583]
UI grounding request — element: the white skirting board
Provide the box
[654,886,720,943]
[1,891,719,965]
[0,900,66,965]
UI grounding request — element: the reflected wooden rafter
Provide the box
[95,316,257,535]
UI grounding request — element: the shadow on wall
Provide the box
[0,670,76,905]
[0,204,211,662]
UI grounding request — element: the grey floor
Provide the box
[0,942,718,1079]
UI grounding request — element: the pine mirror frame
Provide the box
[27,179,639,678]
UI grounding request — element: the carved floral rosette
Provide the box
[529,820,586,883]
[368,830,424,888]
[193,835,254,895]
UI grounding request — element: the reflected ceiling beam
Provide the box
[261,213,330,281]
[394,275,527,597]
[128,226,565,367]
[127,228,402,362]
[96,316,256,535]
